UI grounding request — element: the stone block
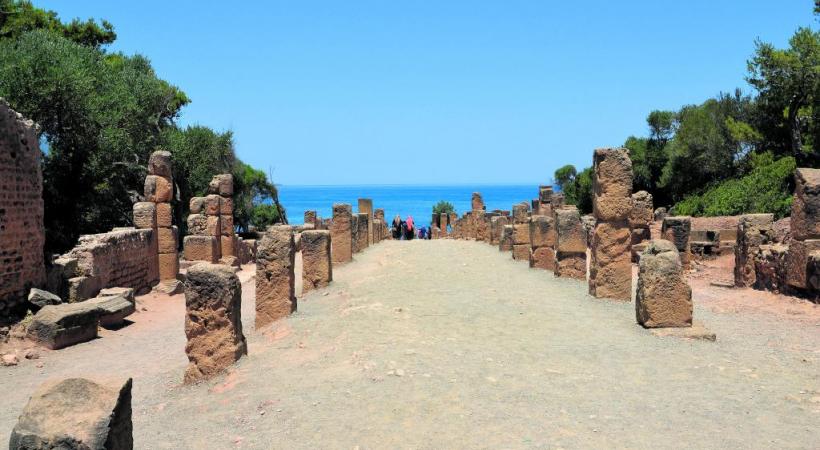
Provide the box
[148,149,173,178]
[513,223,531,245]
[132,202,156,229]
[791,168,820,240]
[184,235,219,263]
[256,228,296,328]
[187,214,207,235]
[157,226,178,254]
[636,240,692,328]
[189,196,205,214]
[530,246,556,271]
[512,202,530,224]
[471,192,484,211]
[221,235,235,257]
[304,210,317,226]
[158,253,179,280]
[734,214,774,287]
[98,287,135,304]
[184,263,247,382]
[661,216,692,265]
[26,303,100,349]
[499,225,514,251]
[512,244,530,261]
[331,203,353,264]
[144,175,172,203]
[786,239,820,289]
[592,147,633,221]
[220,214,234,236]
[629,190,654,228]
[204,194,222,216]
[589,221,632,301]
[554,252,586,279]
[753,243,789,293]
[356,212,369,250]
[219,197,233,216]
[555,207,587,253]
[529,215,556,248]
[85,294,135,327]
[156,202,173,228]
[301,230,332,293]
[208,174,234,197]
[539,185,553,204]
[9,377,133,449]
[67,276,100,303]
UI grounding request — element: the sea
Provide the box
[277,184,548,226]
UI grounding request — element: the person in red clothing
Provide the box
[404,215,415,240]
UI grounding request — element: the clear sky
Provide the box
[38,1,815,185]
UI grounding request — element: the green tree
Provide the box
[0,0,115,47]
[553,164,592,214]
[233,161,285,232]
[250,204,281,230]
[747,27,820,163]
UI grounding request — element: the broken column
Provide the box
[301,230,332,293]
[0,101,46,319]
[143,150,178,281]
[538,185,554,216]
[184,263,247,382]
[629,190,653,262]
[589,148,633,301]
[499,225,514,252]
[330,203,353,264]
[511,203,531,260]
[490,215,509,246]
[183,195,221,263]
[209,174,236,262]
[375,208,388,240]
[635,240,692,328]
[358,198,374,244]
[9,377,133,449]
[529,215,556,271]
[255,227,296,329]
[355,212,369,251]
[734,214,775,287]
[554,206,587,279]
[470,192,490,241]
[440,213,449,237]
[661,216,692,268]
[786,168,820,294]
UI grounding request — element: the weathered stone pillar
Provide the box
[512,220,531,261]
[183,195,221,263]
[500,224,514,252]
[304,210,317,228]
[786,168,820,293]
[440,212,449,236]
[358,198,374,244]
[356,212,369,251]
[470,192,489,241]
[375,208,387,240]
[538,185,554,216]
[589,148,633,301]
[184,263,247,382]
[629,191,653,262]
[490,215,509,246]
[0,102,46,319]
[330,203,353,264]
[144,151,178,281]
[9,377,133,449]
[208,174,236,262]
[554,206,587,279]
[636,240,692,328]
[662,216,692,268]
[255,227,296,329]
[529,215,556,270]
[734,214,774,287]
[301,230,332,293]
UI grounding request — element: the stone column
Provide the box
[629,191,653,262]
[301,230,332,293]
[331,203,353,264]
[375,208,387,240]
[529,215,556,271]
[662,216,692,268]
[734,214,774,287]
[499,225,514,251]
[208,174,236,262]
[554,206,587,279]
[635,240,692,328]
[439,212,449,237]
[356,212,369,251]
[144,151,178,281]
[490,215,509,246]
[184,263,247,382]
[786,168,820,293]
[183,196,220,263]
[304,210,317,228]
[358,198,374,244]
[470,192,489,241]
[589,148,633,301]
[255,227,296,329]
[538,185,554,216]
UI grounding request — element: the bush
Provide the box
[432,201,455,216]
[250,204,281,230]
[672,154,795,219]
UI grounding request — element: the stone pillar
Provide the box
[470,192,489,241]
[375,208,387,240]
[529,215,556,271]
[554,206,587,279]
[208,174,236,262]
[184,263,247,382]
[440,212,449,236]
[490,215,509,246]
[9,377,133,449]
[629,191,653,262]
[512,219,531,261]
[356,212,369,251]
[358,198,374,244]
[256,227,296,329]
[331,203,353,264]
[301,230,332,293]
[589,148,633,301]
[538,185,554,216]
[662,216,692,268]
[183,195,221,263]
[786,168,820,293]
[304,210,317,228]
[635,240,692,328]
[734,214,774,287]
[499,225,514,252]
[0,102,45,319]
[144,151,178,281]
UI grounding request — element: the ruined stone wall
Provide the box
[0,101,46,317]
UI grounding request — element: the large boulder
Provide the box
[183,263,247,383]
[9,377,133,449]
[636,240,692,328]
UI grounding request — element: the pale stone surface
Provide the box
[184,263,247,383]
[256,228,296,329]
[512,244,530,261]
[636,240,692,328]
[158,253,179,281]
[331,203,353,264]
[301,230,332,293]
[148,150,173,178]
[9,377,133,450]
[156,202,173,228]
[27,288,61,312]
[157,226,178,254]
[512,223,531,245]
[512,202,530,224]
[629,190,653,229]
[85,294,135,328]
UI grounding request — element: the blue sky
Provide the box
[39,1,814,185]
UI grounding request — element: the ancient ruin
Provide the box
[529,215,556,270]
[301,230,333,293]
[734,214,775,287]
[554,206,587,279]
[255,227,296,329]
[635,240,693,328]
[330,203,353,264]
[184,263,247,382]
[661,216,692,268]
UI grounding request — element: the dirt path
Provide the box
[2,240,819,449]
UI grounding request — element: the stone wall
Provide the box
[0,101,46,318]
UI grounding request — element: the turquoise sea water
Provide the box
[277,185,547,225]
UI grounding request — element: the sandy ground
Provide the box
[2,240,819,449]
